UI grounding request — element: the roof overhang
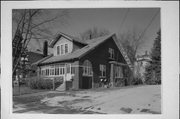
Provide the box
[49,32,87,48]
[109,61,128,66]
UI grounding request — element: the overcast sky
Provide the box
[28,8,160,55]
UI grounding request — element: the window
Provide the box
[65,44,68,54]
[59,67,63,75]
[61,44,64,55]
[57,46,60,55]
[100,64,106,77]
[109,48,115,59]
[45,69,49,76]
[83,60,93,76]
[71,66,75,74]
[55,67,59,75]
[57,43,69,56]
[41,69,46,76]
[58,66,65,75]
[66,64,71,73]
[115,66,123,78]
[62,67,65,74]
[41,64,67,77]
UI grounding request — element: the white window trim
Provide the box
[99,64,106,78]
[57,46,60,55]
[56,43,69,56]
[83,60,93,77]
[41,65,66,77]
[109,48,115,59]
[83,66,93,76]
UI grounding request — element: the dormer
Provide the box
[49,32,87,56]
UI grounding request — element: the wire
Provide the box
[119,9,130,33]
[137,9,160,41]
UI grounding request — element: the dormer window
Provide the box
[57,43,69,56]
[57,46,60,55]
[61,44,64,54]
[109,48,115,59]
[65,44,68,53]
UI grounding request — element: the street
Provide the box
[13,85,161,114]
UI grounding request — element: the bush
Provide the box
[131,78,143,85]
[28,77,53,89]
[114,78,125,87]
[26,76,64,90]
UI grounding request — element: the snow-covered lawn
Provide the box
[13,85,161,114]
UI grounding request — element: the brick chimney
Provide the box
[43,41,48,57]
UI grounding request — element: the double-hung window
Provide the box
[57,46,60,55]
[65,44,68,54]
[109,48,115,59]
[100,64,106,77]
[60,44,64,55]
[57,43,69,56]
[83,60,93,76]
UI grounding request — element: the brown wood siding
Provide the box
[79,37,127,88]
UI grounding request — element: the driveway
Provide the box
[13,85,161,114]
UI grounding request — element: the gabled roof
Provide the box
[32,54,53,65]
[26,51,44,64]
[35,33,133,71]
[49,32,87,48]
[36,34,114,65]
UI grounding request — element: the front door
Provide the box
[82,76,92,89]
[82,60,93,89]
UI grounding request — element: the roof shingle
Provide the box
[37,33,115,65]
[49,32,87,48]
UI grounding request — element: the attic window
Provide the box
[57,46,60,55]
[100,64,106,77]
[57,43,69,56]
[109,48,115,59]
[65,44,68,53]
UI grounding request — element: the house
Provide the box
[13,49,47,87]
[15,50,46,78]
[34,32,133,91]
[134,51,152,83]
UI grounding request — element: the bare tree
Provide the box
[80,27,110,40]
[118,28,146,64]
[12,9,68,75]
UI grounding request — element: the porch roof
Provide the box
[109,61,129,66]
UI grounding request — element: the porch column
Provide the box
[37,67,40,78]
[72,61,80,90]
[92,76,94,89]
[110,63,114,87]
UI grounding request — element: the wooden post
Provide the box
[110,63,114,87]
[52,78,55,90]
[92,76,94,89]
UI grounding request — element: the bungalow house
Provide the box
[34,32,133,91]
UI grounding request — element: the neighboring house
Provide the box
[15,50,46,79]
[134,51,151,83]
[26,51,46,77]
[34,32,133,91]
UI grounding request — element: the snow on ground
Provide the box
[39,85,161,114]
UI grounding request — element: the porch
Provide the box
[109,61,131,87]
